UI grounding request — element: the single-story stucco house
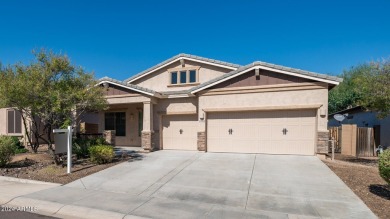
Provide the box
[92,54,342,156]
[328,106,390,147]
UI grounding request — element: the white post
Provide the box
[331,137,335,161]
[67,126,72,174]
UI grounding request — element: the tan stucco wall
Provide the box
[132,60,232,92]
[98,104,143,146]
[153,97,198,129]
[0,108,8,135]
[198,87,329,132]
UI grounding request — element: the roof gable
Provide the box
[125,53,240,83]
[97,77,158,97]
[190,61,343,94]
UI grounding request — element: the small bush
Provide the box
[89,145,114,164]
[73,137,109,159]
[15,147,29,154]
[0,136,18,167]
[379,149,390,185]
[9,136,22,148]
[73,139,91,158]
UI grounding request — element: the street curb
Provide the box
[0,176,62,186]
[6,197,132,219]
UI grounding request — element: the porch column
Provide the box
[142,101,153,151]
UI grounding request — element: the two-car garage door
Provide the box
[207,110,316,155]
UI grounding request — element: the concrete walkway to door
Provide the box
[7,151,376,219]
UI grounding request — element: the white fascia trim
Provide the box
[183,57,238,70]
[97,81,155,97]
[191,66,340,94]
[127,57,238,83]
[166,94,192,99]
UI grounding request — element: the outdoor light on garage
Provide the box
[320,107,327,117]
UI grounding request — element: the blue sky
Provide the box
[0,0,389,80]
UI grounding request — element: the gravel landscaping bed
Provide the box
[323,154,389,219]
[0,148,143,184]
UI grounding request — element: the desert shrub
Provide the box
[15,147,29,154]
[88,145,114,164]
[73,137,109,159]
[9,136,28,154]
[379,149,390,185]
[9,136,22,148]
[0,136,19,167]
[73,138,92,158]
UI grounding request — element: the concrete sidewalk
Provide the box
[2,151,377,219]
[0,176,60,205]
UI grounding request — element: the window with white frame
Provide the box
[170,68,199,85]
[7,109,22,134]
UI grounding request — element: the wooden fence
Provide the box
[356,127,375,157]
[329,127,342,153]
[79,122,99,134]
[328,124,378,157]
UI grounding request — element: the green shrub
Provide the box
[9,136,22,148]
[379,149,390,185]
[88,145,114,164]
[73,138,91,158]
[0,136,19,167]
[73,137,109,159]
[15,147,29,154]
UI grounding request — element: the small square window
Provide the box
[180,71,187,84]
[189,70,196,83]
[171,72,178,84]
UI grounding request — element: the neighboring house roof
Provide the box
[97,77,159,97]
[190,61,343,94]
[125,53,241,83]
[328,106,364,117]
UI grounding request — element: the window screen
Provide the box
[171,72,178,84]
[7,109,22,134]
[180,71,187,83]
[189,70,196,83]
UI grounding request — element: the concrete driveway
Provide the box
[10,151,376,219]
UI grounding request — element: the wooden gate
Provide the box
[356,127,375,157]
[329,125,377,157]
[329,126,342,153]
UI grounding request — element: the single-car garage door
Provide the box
[163,114,198,150]
[207,110,316,155]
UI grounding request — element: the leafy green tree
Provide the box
[329,59,390,119]
[355,60,390,119]
[0,49,108,153]
[328,64,368,114]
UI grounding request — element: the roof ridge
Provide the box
[124,53,241,83]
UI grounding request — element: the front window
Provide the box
[7,109,22,134]
[105,112,126,136]
[189,70,196,83]
[169,68,198,85]
[171,71,178,84]
[180,71,187,83]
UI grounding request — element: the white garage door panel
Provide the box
[207,110,316,155]
[163,115,198,150]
